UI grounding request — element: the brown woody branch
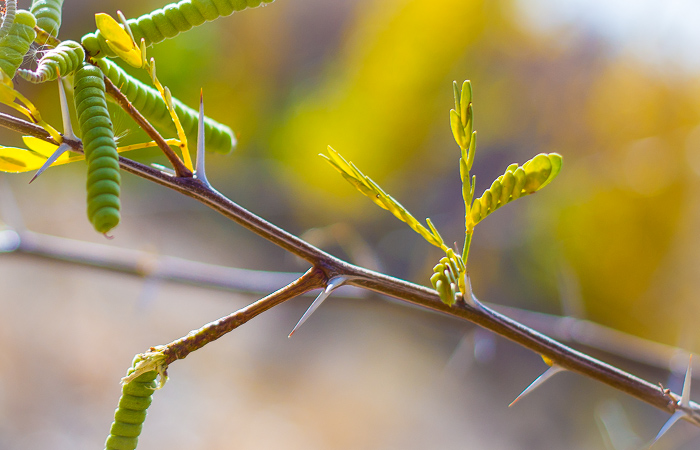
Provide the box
[1,111,698,425]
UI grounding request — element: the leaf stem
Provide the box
[162,266,327,365]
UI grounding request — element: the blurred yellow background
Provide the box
[2,0,700,448]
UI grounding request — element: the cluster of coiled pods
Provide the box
[0,0,271,235]
[0,0,272,448]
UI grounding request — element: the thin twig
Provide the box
[1,113,697,424]
[103,75,193,178]
[162,266,326,364]
[0,111,61,145]
[6,229,305,293]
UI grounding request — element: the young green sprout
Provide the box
[324,81,563,307]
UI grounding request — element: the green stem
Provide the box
[462,231,472,268]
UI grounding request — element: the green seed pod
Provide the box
[117,394,153,411]
[73,62,121,234]
[18,40,84,83]
[0,10,36,79]
[81,0,275,59]
[105,357,159,450]
[30,0,64,37]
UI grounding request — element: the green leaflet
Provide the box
[321,146,447,251]
[470,153,562,226]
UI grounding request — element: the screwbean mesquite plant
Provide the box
[0,0,696,448]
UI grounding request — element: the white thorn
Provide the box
[681,354,692,408]
[57,77,75,140]
[195,92,211,188]
[652,410,685,445]
[462,272,482,308]
[509,364,565,407]
[29,143,71,183]
[289,276,347,337]
[150,163,176,176]
[652,355,693,445]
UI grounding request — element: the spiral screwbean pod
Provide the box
[73,62,121,234]
[81,0,274,58]
[17,40,84,83]
[105,356,157,450]
[30,0,64,37]
[0,9,36,79]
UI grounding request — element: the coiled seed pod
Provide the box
[105,356,157,450]
[81,0,275,58]
[95,58,235,153]
[0,9,36,79]
[17,40,84,83]
[30,0,64,37]
[73,62,121,234]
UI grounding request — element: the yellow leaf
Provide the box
[0,81,17,104]
[0,146,66,173]
[22,136,59,157]
[95,13,142,68]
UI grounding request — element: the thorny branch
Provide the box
[162,266,326,365]
[1,108,698,427]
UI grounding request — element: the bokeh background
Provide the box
[2,0,700,448]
